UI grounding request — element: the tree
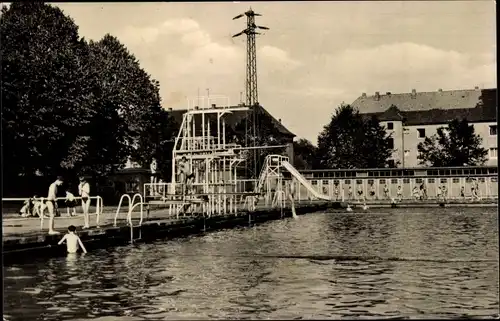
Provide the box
[316,104,393,169]
[1,3,177,191]
[133,106,177,181]
[293,138,317,170]
[417,118,487,167]
[1,2,96,182]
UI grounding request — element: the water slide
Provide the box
[282,161,332,201]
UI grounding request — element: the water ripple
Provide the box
[3,207,499,320]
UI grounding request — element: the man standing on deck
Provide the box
[46,176,64,235]
[150,158,158,196]
[179,156,195,196]
[78,176,91,229]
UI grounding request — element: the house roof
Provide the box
[165,105,295,137]
[352,88,495,114]
[361,95,497,126]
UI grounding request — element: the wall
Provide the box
[380,121,498,168]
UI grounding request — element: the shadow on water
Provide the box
[3,207,499,320]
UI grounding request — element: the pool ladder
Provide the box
[114,193,145,243]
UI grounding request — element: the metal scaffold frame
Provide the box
[142,96,261,218]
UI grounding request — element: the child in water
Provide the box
[58,225,87,254]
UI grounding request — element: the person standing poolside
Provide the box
[357,185,364,201]
[420,182,427,200]
[179,156,195,196]
[369,183,376,200]
[436,185,443,201]
[46,176,64,235]
[150,158,158,196]
[441,184,448,201]
[78,177,91,229]
[334,185,339,201]
[58,225,87,254]
[383,184,390,199]
[348,185,353,200]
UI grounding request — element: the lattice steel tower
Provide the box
[233,8,269,178]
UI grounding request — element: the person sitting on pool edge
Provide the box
[65,189,78,217]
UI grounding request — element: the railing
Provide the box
[114,193,144,227]
[2,196,103,230]
[143,182,171,199]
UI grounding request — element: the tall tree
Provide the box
[417,118,487,167]
[316,104,393,169]
[65,34,175,178]
[1,2,96,182]
[293,138,317,170]
[1,3,177,189]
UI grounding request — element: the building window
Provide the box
[417,128,426,138]
[387,122,394,130]
[388,159,395,168]
[490,125,497,136]
[388,138,394,149]
[490,148,498,159]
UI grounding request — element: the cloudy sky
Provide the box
[50,1,495,143]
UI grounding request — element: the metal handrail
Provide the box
[128,193,144,226]
[114,194,131,227]
[35,195,103,230]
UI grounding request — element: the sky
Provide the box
[39,2,497,142]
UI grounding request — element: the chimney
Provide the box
[279,118,282,123]
[361,93,367,98]
[411,89,416,99]
[194,106,199,110]
[167,107,173,111]
[438,88,443,92]
[386,92,391,95]
[211,103,216,108]
[474,86,479,91]
[374,92,380,101]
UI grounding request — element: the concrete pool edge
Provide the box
[2,202,340,263]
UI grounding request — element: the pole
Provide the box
[402,125,405,169]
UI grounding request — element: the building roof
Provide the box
[166,105,295,138]
[352,88,495,114]
[361,96,497,126]
[357,88,497,126]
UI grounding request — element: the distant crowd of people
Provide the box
[324,178,483,202]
